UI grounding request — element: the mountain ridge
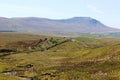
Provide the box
[0,17,120,36]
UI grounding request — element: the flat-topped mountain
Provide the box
[0,17,120,35]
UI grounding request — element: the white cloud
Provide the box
[87,5,104,14]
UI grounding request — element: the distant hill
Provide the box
[0,17,120,36]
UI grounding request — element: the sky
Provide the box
[0,0,120,29]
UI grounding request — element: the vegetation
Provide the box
[0,33,120,80]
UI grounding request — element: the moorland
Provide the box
[0,33,120,80]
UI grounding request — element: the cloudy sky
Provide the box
[0,0,120,28]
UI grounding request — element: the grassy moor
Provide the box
[0,33,120,80]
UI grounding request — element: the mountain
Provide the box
[0,17,120,36]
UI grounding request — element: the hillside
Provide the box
[0,33,120,80]
[0,17,120,36]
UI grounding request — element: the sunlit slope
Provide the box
[0,35,120,80]
[0,33,47,47]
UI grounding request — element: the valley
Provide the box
[0,33,120,80]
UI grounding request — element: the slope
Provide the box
[0,34,120,80]
[0,17,120,36]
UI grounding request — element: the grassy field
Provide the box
[0,33,120,80]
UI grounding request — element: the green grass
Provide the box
[0,74,21,80]
[0,33,120,80]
